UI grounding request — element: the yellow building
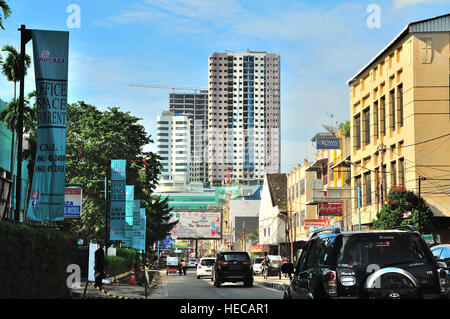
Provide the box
[347,14,450,241]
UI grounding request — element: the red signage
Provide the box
[318,202,343,216]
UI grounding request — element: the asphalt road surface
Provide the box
[151,268,283,299]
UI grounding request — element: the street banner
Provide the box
[110,160,126,241]
[27,30,69,221]
[123,185,134,247]
[64,188,82,218]
[138,207,146,252]
[131,200,146,251]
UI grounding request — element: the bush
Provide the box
[0,220,77,299]
[105,247,141,277]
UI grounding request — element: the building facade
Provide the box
[156,111,191,192]
[169,91,209,185]
[208,51,281,186]
[347,14,450,240]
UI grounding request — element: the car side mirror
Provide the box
[437,261,447,269]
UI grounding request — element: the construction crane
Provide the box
[129,83,208,93]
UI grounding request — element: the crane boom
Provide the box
[129,83,207,92]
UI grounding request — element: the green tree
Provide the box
[145,195,177,248]
[0,97,33,220]
[0,1,11,30]
[1,45,32,99]
[338,121,350,137]
[63,101,165,246]
[371,185,434,233]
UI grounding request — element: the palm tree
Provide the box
[0,97,33,219]
[0,1,11,30]
[1,44,31,99]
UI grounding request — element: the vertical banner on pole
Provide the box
[132,200,141,250]
[110,160,126,241]
[123,185,134,247]
[139,207,147,252]
[27,30,69,221]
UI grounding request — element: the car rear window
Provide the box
[254,258,264,264]
[220,253,250,262]
[201,259,215,266]
[270,257,282,265]
[337,233,430,268]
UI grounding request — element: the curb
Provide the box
[254,280,290,291]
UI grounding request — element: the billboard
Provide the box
[169,211,222,239]
[64,188,82,218]
[318,202,343,216]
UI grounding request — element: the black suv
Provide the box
[284,226,448,299]
[212,251,253,287]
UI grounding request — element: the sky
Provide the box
[0,0,448,173]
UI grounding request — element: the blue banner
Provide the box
[110,160,126,241]
[123,185,134,247]
[27,30,69,221]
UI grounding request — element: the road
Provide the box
[150,268,283,299]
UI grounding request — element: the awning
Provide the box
[330,155,351,170]
[305,158,328,172]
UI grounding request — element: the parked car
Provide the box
[283,226,448,299]
[212,251,253,287]
[197,257,216,279]
[431,244,450,298]
[187,258,197,268]
[252,257,264,275]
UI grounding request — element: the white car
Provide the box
[252,257,264,275]
[188,258,198,268]
[196,257,216,279]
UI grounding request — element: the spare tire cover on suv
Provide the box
[364,267,420,299]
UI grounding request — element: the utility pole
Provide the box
[418,176,427,233]
[15,25,32,222]
[241,221,245,251]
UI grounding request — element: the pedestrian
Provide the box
[181,258,187,275]
[261,257,269,279]
[94,242,105,289]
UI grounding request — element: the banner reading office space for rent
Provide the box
[27,30,69,221]
[110,160,126,241]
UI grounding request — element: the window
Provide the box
[300,179,305,195]
[390,89,396,131]
[380,96,386,137]
[305,239,321,269]
[420,38,433,64]
[364,172,372,206]
[363,108,370,146]
[354,113,361,150]
[374,101,379,140]
[391,161,397,188]
[399,158,405,186]
[398,84,404,127]
[318,236,337,266]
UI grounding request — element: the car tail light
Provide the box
[243,261,252,265]
[218,261,228,266]
[438,268,447,294]
[198,265,202,269]
[324,270,337,296]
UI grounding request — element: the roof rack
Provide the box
[390,225,417,232]
[310,227,341,238]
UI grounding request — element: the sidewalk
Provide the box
[253,274,291,291]
[70,269,161,299]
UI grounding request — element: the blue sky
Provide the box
[0,0,448,172]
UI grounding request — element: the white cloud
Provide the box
[394,0,431,9]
